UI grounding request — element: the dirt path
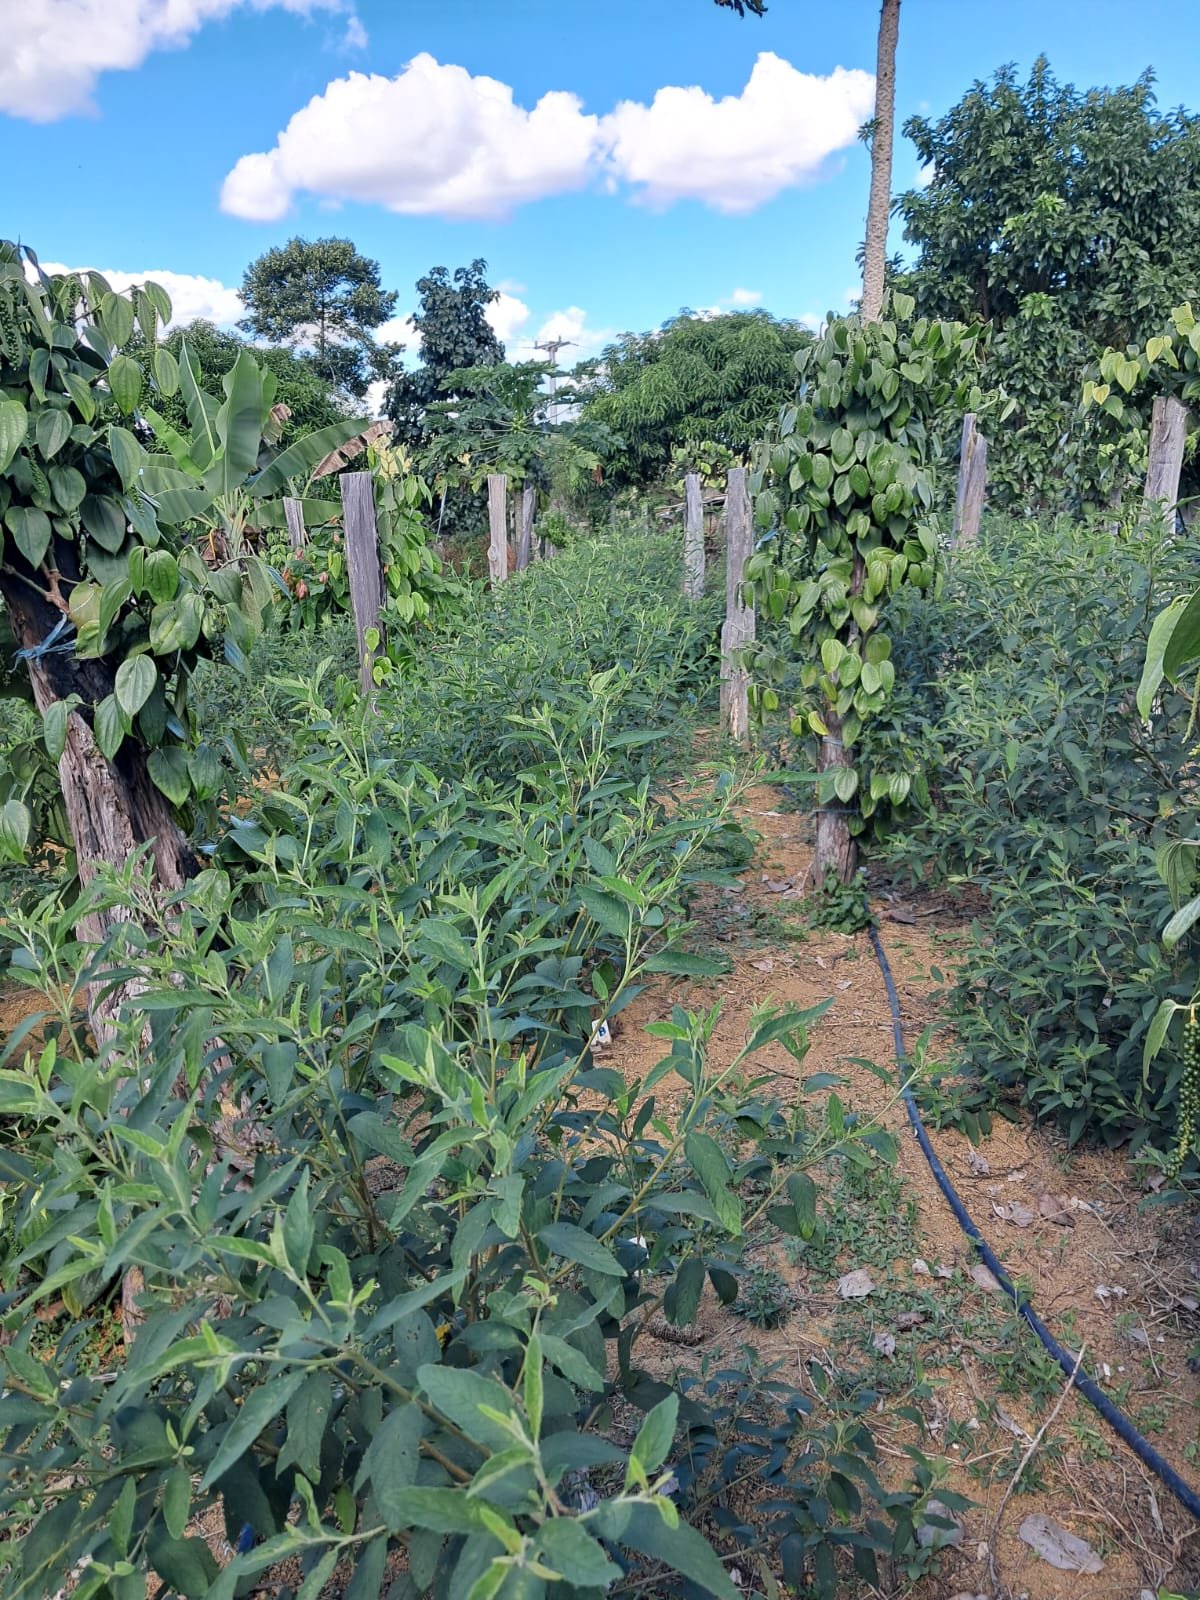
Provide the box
[610,782,1200,1599]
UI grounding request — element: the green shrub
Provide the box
[879,513,1200,1152]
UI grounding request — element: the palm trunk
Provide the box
[859,0,901,325]
[0,571,196,1044]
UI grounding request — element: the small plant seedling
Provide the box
[734,1263,795,1329]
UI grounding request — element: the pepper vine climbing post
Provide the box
[1144,396,1188,534]
[683,471,705,600]
[283,496,306,552]
[487,473,509,585]
[720,467,755,744]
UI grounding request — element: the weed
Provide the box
[734,1263,794,1329]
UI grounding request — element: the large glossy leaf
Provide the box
[1163,587,1200,682]
[210,350,266,500]
[0,400,29,473]
[142,408,204,480]
[176,340,220,472]
[250,416,371,499]
[5,506,52,567]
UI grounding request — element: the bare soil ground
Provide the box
[612,780,1200,1599]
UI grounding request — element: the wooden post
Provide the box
[683,472,705,600]
[283,496,306,552]
[952,413,988,547]
[720,467,755,744]
[516,481,535,571]
[487,474,509,585]
[1144,396,1188,532]
[339,471,384,698]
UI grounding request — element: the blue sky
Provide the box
[4,0,1199,373]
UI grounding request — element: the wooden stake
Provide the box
[720,467,755,744]
[1144,396,1188,532]
[339,471,384,698]
[516,481,535,571]
[283,496,306,552]
[683,472,705,600]
[487,474,509,585]
[952,413,988,547]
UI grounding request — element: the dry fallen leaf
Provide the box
[912,1258,930,1276]
[1018,1514,1103,1574]
[887,906,918,925]
[837,1268,875,1300]
[872,1331,896,1358]
[935,1262,955,1280]
[762,876,792,894]
[1038,1193,1075,1228]
[1094,1284,1127,1304]
[895,1310,926,1331]
[970,1263,1003,1294]
[992,1200,1035,1228]
[750,958,775,973]
[965,1148,991,1176]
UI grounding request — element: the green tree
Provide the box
[385,259,505,447]
[577,311,810,488]
[0,244,364,1035]
[239,235,402,402]
[894,59,1200,503]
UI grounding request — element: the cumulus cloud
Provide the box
[0,0,352,122]
[221,54,602,221]
[729,287,763,306]
[486,292,532,347]
[221,51,873,222]
[604,53,875,212]
[38,262,244,328]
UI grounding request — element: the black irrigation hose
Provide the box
[868,920,1200,1523]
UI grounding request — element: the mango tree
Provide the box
[0,242,364,1035]
[745,292,984,884]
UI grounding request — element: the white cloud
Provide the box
[486,292,532,346]
[221,54,602,221]
[341,12,367,50]
[38,261,243,328]
[375,313,416,346]
[729,287,763,306]
[221,50,873,223]
[604,53,875,212]
[0,0,348,122]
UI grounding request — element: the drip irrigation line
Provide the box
[868,920,1200,1523]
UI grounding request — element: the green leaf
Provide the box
[1163,893,1200,949]
[523,1333,544,1440]
[93,695,128,761]
[148,747,191,805]
[617,1502,738,1600]
[162,1466,191,1541]
[144,549,180,604]
[538,1221,624,1277]
[536,1518,622,1589]
[199,1369,307,1492]
[1162,589,1200,683]
[210,350,266,499]
[42,699,71,761]
[0,799,32,862]
[380,1486,489,1535]
[357,1405,424,1533]
[81,494,128,552]
[276,1370,333,1484]
[49,464,86,512]
[1143,999,1177,1077]
[683,1130,742,1237]
[629,1393,678,1483]
[150,592,204,654]
[642,950,728,977]
[417,1364,520,1455]
[282,1168,313,1276]
[100,291,135,349]
[35,408,71,461]
[63,371,96,422]
[153,347,181,398]
[0,399,29,472]
[107,354,143,416]
[250,416,372,499]
[115,656,157,718]
[577,884,632,941]
[5,506,52,568]
[145,1527,218,1600]
[107,425,144,491]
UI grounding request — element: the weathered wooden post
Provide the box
[1144,396,1188,532]
[487,473,509,585]
[720,467,755,744]
[283,496,306,552]
[339,471,384,698]
[516,481,536,571]
[683,471,705,600]
[952,413,988,547]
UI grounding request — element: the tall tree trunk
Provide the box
[0,571,196,1044]
[859,0,901,325]
[812,555,867,888]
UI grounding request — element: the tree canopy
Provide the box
[385,260,505,447]
[894,58,1200,502]
[576,311,810,487]
[239,235,402,402]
